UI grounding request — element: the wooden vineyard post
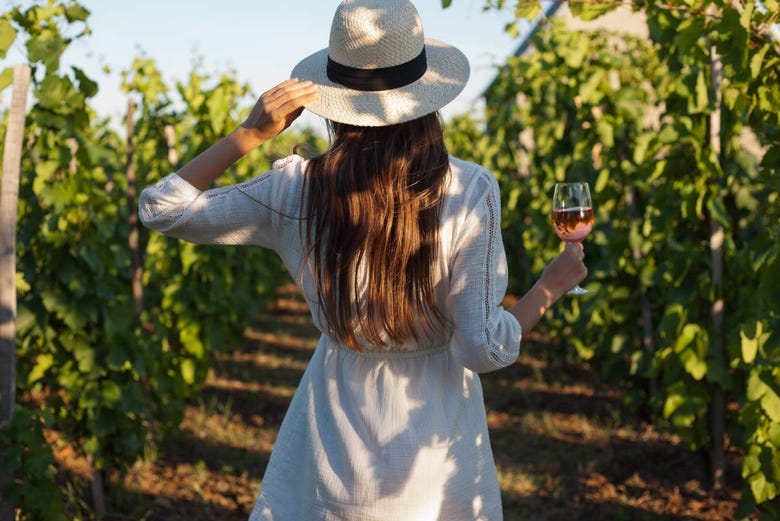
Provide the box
[164,124,178,166]
[125,98,143,316]
[708,40,726,492]
[0,63,32,521]
[626,186,658,400]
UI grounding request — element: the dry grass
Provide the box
[51,286,749,520]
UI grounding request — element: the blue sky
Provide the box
[3,0,528,132]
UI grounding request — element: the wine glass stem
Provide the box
[566,240,592,296]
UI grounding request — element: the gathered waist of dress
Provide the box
[325,336,451,359]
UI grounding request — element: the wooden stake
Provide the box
[626,186,658,400]
[164,124,178,167]
[708,39,726,492]
[126,99,143,316]
[0,63,32,521]
[88,455,106,519]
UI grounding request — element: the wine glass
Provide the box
[552,182,594,296]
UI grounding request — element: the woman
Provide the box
[139,1,587,519]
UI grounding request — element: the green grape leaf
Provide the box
[761,145,780,170]
[28,354,55,385]
[26,30,67,68]
[180,243,199,274]
[72,66,98,98]
[0,18,16,58]
[762,388,780,424]
[741,321,764,364]
[694,69,709,113]
[750,44,770,80]
[675,17,705,55]
[569,1,616,21]
[64,3,90,22]
[73,339,95,373]
[748,370,770,401]
[101,381,122,406]
[748,470,778,504]
[748,370,780,423]
[35,74,73,109]
[0,67,16,94]
[707,197,732,229]
[0,19,15,59]
[768,423,780,448]
[680,346,708,380]
[181,358,196,385]
[515,1,541,20]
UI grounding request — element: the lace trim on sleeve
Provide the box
[483,189,517,367]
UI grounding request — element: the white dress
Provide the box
[139,154,522,521]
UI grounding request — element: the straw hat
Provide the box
[291,0,470,127]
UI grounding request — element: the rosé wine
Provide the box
[552,206,594,243]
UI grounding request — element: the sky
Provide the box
[3,0,530,133]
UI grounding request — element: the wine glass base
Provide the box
[567,285,593,296]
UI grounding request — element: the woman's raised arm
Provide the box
[176,78,319,190]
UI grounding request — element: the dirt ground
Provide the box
[50,287,750,520]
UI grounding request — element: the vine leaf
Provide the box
[568,0,618,21]
[0,18,15,58]
[740,321,763,364]
[515,0,542,20]
[0,66,13,91]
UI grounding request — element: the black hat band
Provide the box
[326,49,427,92]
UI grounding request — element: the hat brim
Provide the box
[291,39,470,127]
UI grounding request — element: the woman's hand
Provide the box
[537,242,588,302]
[507,242,587,334]
[239,78,320,146]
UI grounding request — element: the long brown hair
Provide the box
[303,113,449,351]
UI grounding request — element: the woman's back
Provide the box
[271,153,516,362]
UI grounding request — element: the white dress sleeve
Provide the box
[446,171,522,373]
[138,156,305,249]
